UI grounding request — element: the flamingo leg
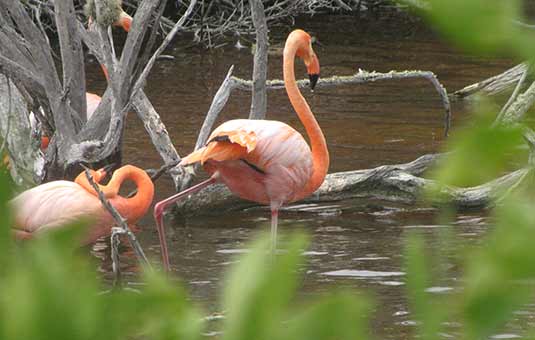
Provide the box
[270,202,281,254]
[153,176,217,272]
[271,208,278,254]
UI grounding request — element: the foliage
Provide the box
[0,169,369,339]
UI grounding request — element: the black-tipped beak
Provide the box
[309,74,319,91]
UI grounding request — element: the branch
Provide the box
[172,154,532,215]
[194,65,236,149]
[202,68,452,138]
[453,63,528,99]
[54,0,87,122]
[83,167,152,280]
[129,0,198,103]
[248,0,268,119]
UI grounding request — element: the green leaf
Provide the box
[284,291,371,340]
[431,108,524,188]
[222,232,308,340]
[462,194,535,338]
[400,0,535,59]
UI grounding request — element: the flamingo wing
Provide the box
[10,181,106,234]
[180,122,258,166]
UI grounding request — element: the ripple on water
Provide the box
[353,256,390,261]
[404,225,449,229]
[302,251,329,256]
[216,249,250,254]
[490,334,522,339]
[378,281,405,286]
[321,269,405,278]
[425,286,453,293]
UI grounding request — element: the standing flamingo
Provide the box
[154,29,329,271]
[11,165,154,243]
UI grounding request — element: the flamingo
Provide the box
[10,164,154,243]
[153,29,329,271]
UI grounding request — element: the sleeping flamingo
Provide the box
[11,165,154,243]
[154,29,329,271]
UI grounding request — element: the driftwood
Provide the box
[173,153,533,216]
[453,63,529,99]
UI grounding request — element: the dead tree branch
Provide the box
[194,68,452,142]
[194,65,236,149]
[453,63,528,99]
[172,153,532,215]
[248,0,268,119]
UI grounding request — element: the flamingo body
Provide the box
[183,119,313,205]
[11,181,112,240]
[11,165,154,243]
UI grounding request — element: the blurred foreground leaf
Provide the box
[462,194,535,339]
[401,0,535,58]
[431,108,524,188]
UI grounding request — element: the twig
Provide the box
[194,65,236,149]
[129,0,197,102]
[83,166,152,285]
[493,63,531,127]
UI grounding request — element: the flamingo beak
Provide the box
[309,74,319,91]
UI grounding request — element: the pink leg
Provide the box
[154,176,217,272]
[270,201,281,254]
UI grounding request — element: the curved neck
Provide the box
[283,39,329,196]
[76,165,154,222]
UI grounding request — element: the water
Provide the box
[86,11,529,339]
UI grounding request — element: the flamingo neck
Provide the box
[108,165,154,223]
[76,165,154,223]
[283,38,329,196]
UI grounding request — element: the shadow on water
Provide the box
[86,11,529,340]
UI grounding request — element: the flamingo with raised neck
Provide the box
[153,29,329,271]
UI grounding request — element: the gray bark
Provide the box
[173,154,531,216]
[248,0,268,119]
[453,63,528,99]
[54,0,87,123]
[0,75,44,188]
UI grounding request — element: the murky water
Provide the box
[86,11,529,339]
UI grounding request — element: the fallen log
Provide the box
[173,153,532,216]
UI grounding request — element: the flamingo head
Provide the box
[291,29,320,90]
[114,11,132,32]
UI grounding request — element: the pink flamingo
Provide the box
[154,29,329,271]
[11,165,154,243]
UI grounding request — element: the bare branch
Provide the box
[194,65,236,150]
[248,0,268,119]
[54,0,87,122]
[453,63,528,99]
